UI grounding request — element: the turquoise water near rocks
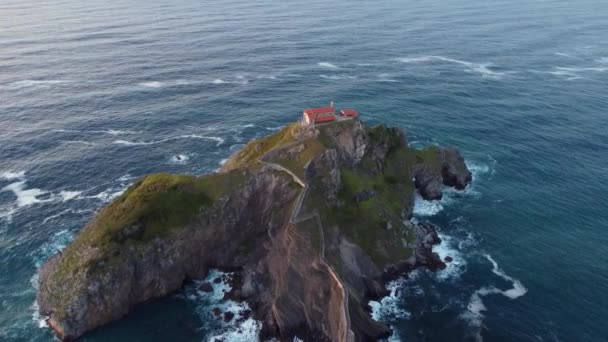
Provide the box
[1,0,607,341]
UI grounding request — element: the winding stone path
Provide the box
[258,143,354,342]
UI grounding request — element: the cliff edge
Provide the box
[38,119,471,341]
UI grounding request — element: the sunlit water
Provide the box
[1,0,607,341]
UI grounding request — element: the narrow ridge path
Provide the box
[257,155,354,342]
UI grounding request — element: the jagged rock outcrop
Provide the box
[38,118,471,341]
[412,146,472,200]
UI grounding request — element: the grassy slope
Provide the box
[52,171,248,283]
[222,123,301,170]
[305,123,441,265]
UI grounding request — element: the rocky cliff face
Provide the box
[38,119,471,341]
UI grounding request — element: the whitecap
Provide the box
[1,181,54,207]
[319,74,357,80]
[396,55,509,79]
[395,56,436,63]
[59,190,82,202]
[318,62,339,69]
[102,129,136,135]
[9,80,71,89]
[264,125,284,131]
[0,171,26,181]
[139,81,164,88]
[212,79,227,84]
[86,188,125,202]
[555,52,576,58]
[117,174,135,182]
[219,159,228,166]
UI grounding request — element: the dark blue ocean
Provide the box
[1,0,607,341]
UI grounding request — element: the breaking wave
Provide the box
[369,277,412,321]
[1,171,26,181]
[413,157,494,217]
[433,233,467,281]
[180,270,262,342]
[396,55,510,79]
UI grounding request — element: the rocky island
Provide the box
[37,118,471,341]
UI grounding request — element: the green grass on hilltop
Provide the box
[269,138,326,180]
[52,171,248,284]
[223,123,301,170]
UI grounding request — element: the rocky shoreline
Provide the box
[37,119,471,341]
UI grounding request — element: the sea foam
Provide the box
[461,254,527,341]
[0,171,26,181]
[433,233,467,281]
[180,269,262,342]
[179,134,225,146]
[1,181,54,207]
[396,55,509,79]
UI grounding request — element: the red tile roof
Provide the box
[303,107,335,115]
[341,109,358,116]
[312,115,337,123]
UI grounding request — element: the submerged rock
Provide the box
[198,282,213,293]
[223,311,234,323]
[38,118,471,341]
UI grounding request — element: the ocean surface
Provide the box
[1,0,607,341]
